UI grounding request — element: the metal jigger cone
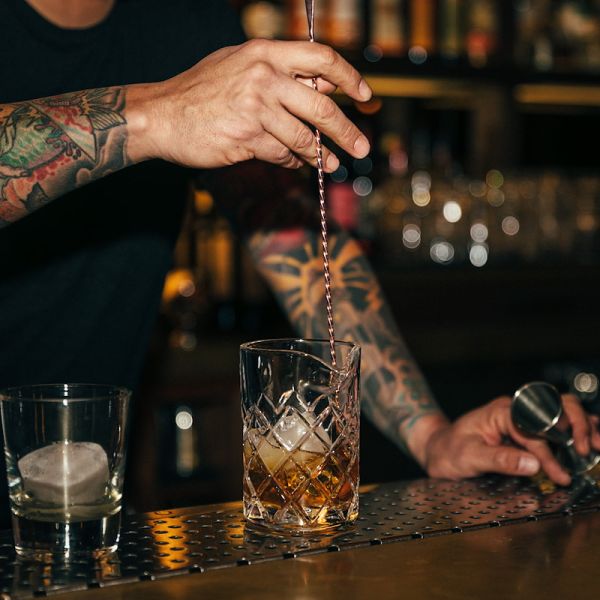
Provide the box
[511,381,600,477]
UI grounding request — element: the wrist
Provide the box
[405,413,451,471]
[123,82,169,163]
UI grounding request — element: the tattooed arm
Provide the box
[0,88,135,225]
[246,227,449,468]
[0,40,371,227]
[246,226,597,483]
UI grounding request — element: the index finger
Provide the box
[272,41,372,102]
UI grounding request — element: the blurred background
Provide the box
[126,0,600,513]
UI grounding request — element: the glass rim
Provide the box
[0,383,132,403]
[240,338,359,351]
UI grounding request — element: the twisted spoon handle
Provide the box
[304,0,337,367]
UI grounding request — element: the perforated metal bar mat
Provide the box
[1,476,599,598]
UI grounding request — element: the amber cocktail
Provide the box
[240,339,360,532]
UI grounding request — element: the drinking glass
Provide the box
[240,339,361,532]
[0,384,131,559]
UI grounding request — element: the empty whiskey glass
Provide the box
[0,384,131,559]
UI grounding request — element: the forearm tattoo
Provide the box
[248,228,444,454]
[0,87,129,226]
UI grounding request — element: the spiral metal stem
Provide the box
[305,0,336,367]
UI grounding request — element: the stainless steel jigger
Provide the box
[511,381,600,478]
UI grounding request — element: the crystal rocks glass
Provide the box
[240,339,361,532]
[0,384,131,559]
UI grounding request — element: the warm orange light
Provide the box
[354,97,383,115]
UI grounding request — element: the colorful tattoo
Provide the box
[0,88,129,225]
[248,228,443,453]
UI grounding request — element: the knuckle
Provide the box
[247,60,275,85]
[314,95,337,122]
[492,396,511,411]
[294,127,315,153]
[244,38,271,57]
[274,146,294,165]
[238,93,262,118]
[320,44,337,68]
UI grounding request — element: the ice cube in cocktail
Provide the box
[241,339,361,532]
[243,400,358,531]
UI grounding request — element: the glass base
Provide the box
[244,516,355,535]
[12,510,121,560]
[243,498,359,534]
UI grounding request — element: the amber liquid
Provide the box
[243,441,358,531]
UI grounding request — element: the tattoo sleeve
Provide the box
[247,228,447,456]
[0,87,130,226]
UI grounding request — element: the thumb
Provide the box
[472,445,540,477]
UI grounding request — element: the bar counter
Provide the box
[2,476,599,599]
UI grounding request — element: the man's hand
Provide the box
[129,39,372,170]
[422,395,600,486]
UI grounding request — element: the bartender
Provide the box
[1,0,598,489]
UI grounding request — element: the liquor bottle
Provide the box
[465,0,499,68]
[191,184,238,334]
[326,0,363,50]
[409,0,436,60]
[439,0,463,62]
[370,0,406,57]
[553,0,600,72]
[208,217,237,332]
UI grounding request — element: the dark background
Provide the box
[125,0,600,513]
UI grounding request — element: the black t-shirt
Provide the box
[0,0,245,389]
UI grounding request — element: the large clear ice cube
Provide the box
[18,442,109,506]
[254,403,332,474]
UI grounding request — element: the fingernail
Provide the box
[518,455,540,475]
[559,472,571,486]
[354,136,370,157]
[326,154,339,172]
[359,79,372,100]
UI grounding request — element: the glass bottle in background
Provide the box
[514,0,554,71]
[537,173,561,261]
[439,0,464,63]
[465,0,499,67]
[409,0,437,63]
[574,176,600,263]
[553,1,600,73]
[326,0,363,50]
[369,0,407,57]
[208,217,237,332]
[161,188,214,352]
